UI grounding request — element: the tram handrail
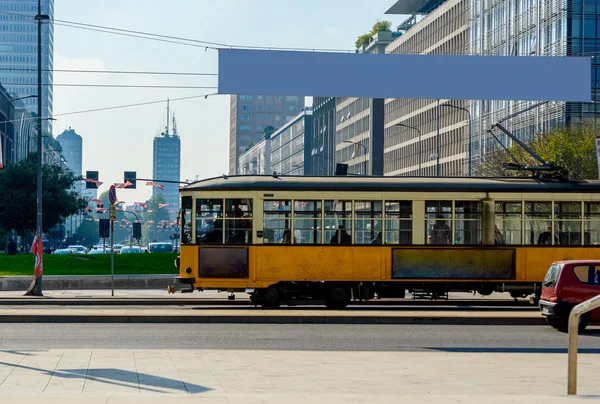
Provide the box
[567,294,600,395]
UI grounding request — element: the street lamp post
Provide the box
[33,1,50,296]
[395,123,422,176]
[343,140,367,175]
[440,102,472,177]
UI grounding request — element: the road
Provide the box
[1,323,599,351]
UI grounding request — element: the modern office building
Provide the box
[238,108,314,176]
[0,83,14,166]
[466,0,600,173]
[0,0,54,133]
[335,30,398,176]
[153,115,181,217]
[384,0,468,177]
[310,97,336,176]
[229,94,305,175]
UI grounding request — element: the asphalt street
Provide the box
[1,323,599,351]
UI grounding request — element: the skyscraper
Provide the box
[153,107,181,217]
[56,127,83,231]
[0,0,54,133]
[229,94,305,174]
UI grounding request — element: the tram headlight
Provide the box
[174,256,180,269]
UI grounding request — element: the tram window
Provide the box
[385,201,412,245]
[454,201,482,245]
[494,202,522,245]
[354,201,382,244]
[525,202,553,245]
[196,199,224,245]
[225,199,253,245]
[325,200,352,244]
[181,196,192,244]
[555,202,582,245]
[293,201,322,244]
[263,200,291,244]
[584,202,600,245]
[425,201,452,245]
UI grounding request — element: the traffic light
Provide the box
[86,171,99,189]
[132,222,142,239]
[124,171,136,189]
[99,219,110,238]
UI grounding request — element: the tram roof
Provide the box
[182,175,600,193]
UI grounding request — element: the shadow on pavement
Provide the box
[0,361,211,393]
[426,347,600,354]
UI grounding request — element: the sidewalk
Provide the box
[0,349,597,402]
[0,306,546,325]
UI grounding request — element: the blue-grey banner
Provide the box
[218,49,591,102]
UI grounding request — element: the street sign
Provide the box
[108,185,117,205]
[110,205,117,221]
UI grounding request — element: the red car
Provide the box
[539,260,600,332]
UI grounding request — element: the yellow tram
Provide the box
[173,175,600,308]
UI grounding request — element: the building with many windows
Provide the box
[153,122,181,217]
[0,0,54,133]
[467,0,600,173]
[56,127,82,189]
[0,83,14,166]
[310,97,336,176]
[229,94,305,174]
[335,30,398,176]
[384,0,468,177]
[238,109,314,176]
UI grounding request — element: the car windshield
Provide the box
[543,264,562,288]
[149,243,172,252]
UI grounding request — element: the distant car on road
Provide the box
[539,260,600,332]
[148,242,173,253]
[67,245,88,254]
[120,246,141,254]
[54,249,73,255]
[87,249,107,255]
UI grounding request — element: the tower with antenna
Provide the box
[153,98,181,222]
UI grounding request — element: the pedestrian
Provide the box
[6,238,17,255]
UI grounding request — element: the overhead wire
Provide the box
[0,10,354,52]
[0,93,218,125]
[0,67,217,76]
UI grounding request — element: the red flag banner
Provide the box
[147,210,156,213]
[85,178,103,187]
[146,181,165,190]
[90,198,103,204]
[158,203,171,209]
[96,208,107,213]
[30,231,43,279]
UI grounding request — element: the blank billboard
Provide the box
[218,49,591,102]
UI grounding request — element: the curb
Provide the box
[0,314,547,325]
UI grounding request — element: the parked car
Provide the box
[54,249,73,255]
[120,246,141,254]
[148,242,174,253]
[539,260,600,332]
[67,245,88,254]
[87,249,107,255]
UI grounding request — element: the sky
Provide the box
[52,0,404,204]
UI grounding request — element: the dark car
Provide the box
[539,260,600,332]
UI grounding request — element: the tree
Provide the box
[141,193,171,245]
[356,20,392,49]
[263,126,275,139]
[76,218,99,246]
[481,120,600,180]
[0,155,88,237]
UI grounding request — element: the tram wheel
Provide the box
[261,287,281,309]
[325,287,349,310]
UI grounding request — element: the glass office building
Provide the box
[0,0,54,133]
[467,0,600,172]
